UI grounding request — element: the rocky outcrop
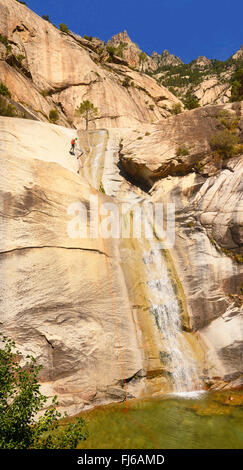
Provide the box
[232,44,243,61]
[194,78,231,106]
[108,30,156,73]
[192,56,212,68]
[152,49,183,68]
[120,104,241,188]
[0,0,181,128]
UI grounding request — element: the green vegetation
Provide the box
[210,109,243,159]
[0,96,17,117]
[210,130,240,159]
[83,35,93,41]
[0,334,88,449]
[122,77,134,87]
[218,109,240,131]
[107,43,127,59]
[221,248,243,264]
[49,109,59,123]
[193,161,204,173]
[157,57,235,91]
[0,81,11,98]
[16,54,25,63]
[99,181,105,193]
[75,100,98,130]
[59,23,69,34]
[40,89,52,97]
[0,33,12,54]
[139,52,147,72]
[171,103,182,115]
[230,68,243,102]
[42,15,51,23]
[183,91,200,110]
[176,146,189,156]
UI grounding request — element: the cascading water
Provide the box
[79,129,202,394]
[141,241,200,392]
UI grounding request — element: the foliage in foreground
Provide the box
[0,334,88,449]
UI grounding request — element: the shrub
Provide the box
[16,54,25,63]
[42,15,52,23]
[218,109,239,130]
[107,45,116,57]
[122,77,133,87]
[0,334,88,449]
[183,91,200,110]
[49,109,59,123]
[171,103,182,115]
[0,82,11,98]
[193,161,203,172]
[83,35,93,41]
[107,43,127,59]
[0,34,12,53]
[176,146,189,156]
[41,89,52,97]
[139,52,147,71]
[59,23,69,34]
[210,129,239,158]
[0,96,17,117]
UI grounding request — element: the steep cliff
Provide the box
[0,117,150,414]
[0,0,181,128]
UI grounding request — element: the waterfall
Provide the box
[79,129,201,394]
[141,241,200,392]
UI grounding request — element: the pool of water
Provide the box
[77,391,243,449]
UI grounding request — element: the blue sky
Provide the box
[26,0,243,63]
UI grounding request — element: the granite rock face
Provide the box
[0,0,180,128]
[0,117,145,415]
[119,103,243,187]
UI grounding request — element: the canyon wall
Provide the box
[0,0,242,415]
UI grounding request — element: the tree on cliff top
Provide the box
[0,334,88,449]
[139,52,147,72]
[75,100,98,130]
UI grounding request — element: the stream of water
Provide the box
[142,242,200,392]
[80,129,202,394]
